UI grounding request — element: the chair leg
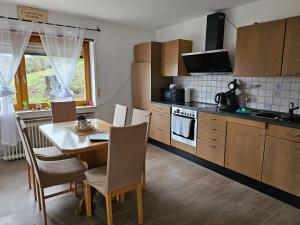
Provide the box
[142,161,146,189]
[74,182,78,197]
[27,163,31,189]
[120,194,125,203]
[106,193,113,225]
[85,182,92,217]
[137,184,143,225]
[36,180,41,211]
[32,172,37,201]
[40,188,48,225]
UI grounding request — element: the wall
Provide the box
[0,2,155,123]
[156,0,300,114]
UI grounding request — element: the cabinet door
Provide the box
[225,121,266,180]
[262,136,300,196]
[132,62,151,110]
[282,16,300,76]
[234,19,285,76]
[161,40,179,77]
[134,42,151,62]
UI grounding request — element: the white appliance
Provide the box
[184,88,190,102]
[171,106,197,147]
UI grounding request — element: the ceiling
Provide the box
[0,0,258,28]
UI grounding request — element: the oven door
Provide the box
[171,114,197,147]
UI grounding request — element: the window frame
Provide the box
[14,34,92,111]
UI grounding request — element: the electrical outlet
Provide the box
[97,88,101,97]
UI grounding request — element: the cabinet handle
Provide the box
[283,132,300,138]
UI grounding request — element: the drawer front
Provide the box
[198,112,227,126]
[267,124,300,142]
[197,139,225,166]
[149,126,170,145]
[199,119,226,136]
[151,111,170,130]
[150,103,170,114]
[171,140,196,155]
[198,130,226,146]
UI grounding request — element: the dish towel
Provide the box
[180,117,192,138]
[172,115,182,135]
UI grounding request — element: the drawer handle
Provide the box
[208,128,217,131]
[283,132,300,138]
[207,118,217,121]
[207,144,216,149]
[207,137,216,141]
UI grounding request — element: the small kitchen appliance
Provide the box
[215,79,239,111]
[161,88,184,103]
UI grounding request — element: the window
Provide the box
[13,35,92,111]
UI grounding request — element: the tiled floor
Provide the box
[0,144,299,225]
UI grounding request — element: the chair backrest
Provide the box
[106,123,148,193]
[15,116,41,182]
[15,116,31,166]
[131,108,152,138]
[51,101,76,123]
[112,104,128,127]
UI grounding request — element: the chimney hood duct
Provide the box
[182,12,232,74]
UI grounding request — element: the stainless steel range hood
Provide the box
[182,12,232,75]
[182,49,232,75]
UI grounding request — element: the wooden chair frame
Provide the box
[85,182,143,225]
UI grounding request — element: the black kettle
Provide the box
[215,92,227,110]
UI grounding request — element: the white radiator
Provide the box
[2,118,52,161]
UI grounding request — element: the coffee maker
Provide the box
[215,79,239,111]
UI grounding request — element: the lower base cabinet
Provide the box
[225,120,266,180]
[149,103,170,145]
[262,136,300,196]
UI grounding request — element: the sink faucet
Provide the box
[289,102,299,122]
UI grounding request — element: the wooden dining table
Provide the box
[39,118,112,169]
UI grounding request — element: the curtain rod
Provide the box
[0,15,102,32]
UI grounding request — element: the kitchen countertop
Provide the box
[152,100,300,129]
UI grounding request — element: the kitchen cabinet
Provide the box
[149,103,171,145]
[282,16,300,76]
[225,117,266,180]
[132,62,151,110]
[134,42,152,62]
[197,112,227,166]
[234,19,285,77]
[132,42,172,110]
[161,39,192,76]
[262,136,300,196]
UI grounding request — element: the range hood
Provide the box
[182,12,232,74]
[182,49,232,75]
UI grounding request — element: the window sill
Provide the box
[16,105,98,120]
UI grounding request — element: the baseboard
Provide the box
[148,138,300,209]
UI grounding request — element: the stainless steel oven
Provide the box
[171,106,197,147]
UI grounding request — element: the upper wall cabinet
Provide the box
[234,19,286,77]
[134,42,152,62]
[161,39,192,76]
[282,16,300,76]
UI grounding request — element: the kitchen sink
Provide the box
[253,112,281,119]
[253,111,300,123]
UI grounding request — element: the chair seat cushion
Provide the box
[38,158,86,188]
[34,146,72,161]
[84,166,107,194]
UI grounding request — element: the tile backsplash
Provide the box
[173,74,300,114]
